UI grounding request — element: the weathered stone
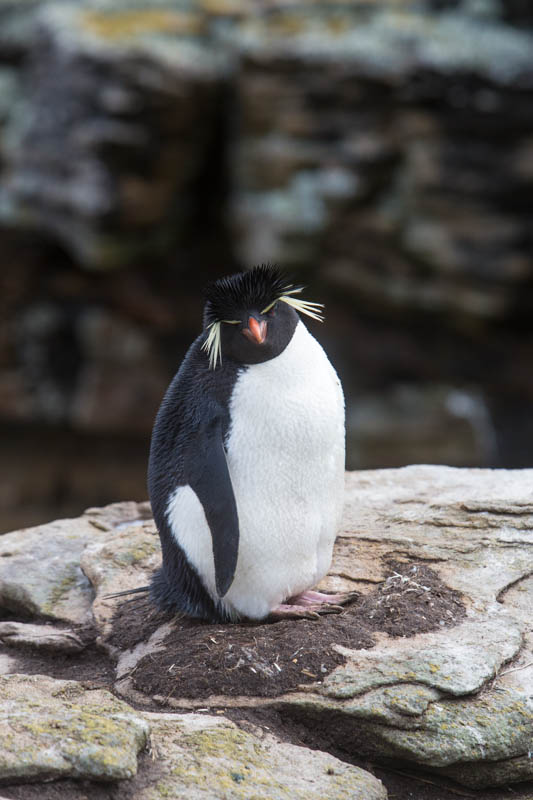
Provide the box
[440,751,533,790]
[0,517,97,624]
[2,466,533,791]
[142,712,387,800]
[336,465,533,603]
[0,0,43,58]
[311,467,533,785]
[70,308,170,434]
[322,606,522,698]
[0,501,151,623]
[231,6,533,301]
[341,684,442,726]
[80,518,161,641]
[498,574,533,699]
[233,7,533,83]
[0,674,149,783]
[0,653,18,676]
[0,621,85,653]
[348,686,533,769]
[0,69,18,126]
[0,672,386,796]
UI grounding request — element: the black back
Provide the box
[148,336,242,622]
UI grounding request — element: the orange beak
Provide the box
[243,317,267,344]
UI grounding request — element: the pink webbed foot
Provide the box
[268,590,358,621]
[268,604,322,620]
[288,590,359,608]
[288,590,344,607]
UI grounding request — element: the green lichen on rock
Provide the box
[111,539,159,566]
[0,674,149,783]
[41,569,82,616]
[341,683,441,725]
[81,8,205,40]
[143,713,387,799]
[322,608,522,698]
[170,725,282,795]
[359,686,533,770]
[0,517,99,623]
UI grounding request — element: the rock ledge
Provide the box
[1,466,533,797]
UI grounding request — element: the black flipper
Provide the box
[185,414,239,598]
[147,339,243,620]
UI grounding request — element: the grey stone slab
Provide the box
[0,674,149,783]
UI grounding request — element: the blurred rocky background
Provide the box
[0,0,532,532]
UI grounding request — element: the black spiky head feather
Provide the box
[201,264,324,369]
[203,265,291,328]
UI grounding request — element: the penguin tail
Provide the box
[103,585,150,600]
[150,563,232,623]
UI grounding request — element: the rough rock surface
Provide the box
[0,674,149,783]
[0,501,152,623]
[0,678,386,798]
[1,466,533,797]
[142,712,387,800]
[0,622,85,653]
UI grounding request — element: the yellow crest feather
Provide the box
[202,320,240,370]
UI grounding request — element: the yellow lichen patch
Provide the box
[42,571,79,616]
[1,676,150,782]
[51,683,86,701]
[326,16,351,35]
[266,14,308,37]
[150,724,284,797]
[111,540,159,566]
[81,10,206,41]
[181,726,254,760]
[4,707,148,780]
[200,0,246,16]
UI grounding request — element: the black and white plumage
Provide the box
[147,265,345,622]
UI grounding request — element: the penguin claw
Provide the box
[317,604,344,615]
[268,604,321,621]
[333,590,360,607]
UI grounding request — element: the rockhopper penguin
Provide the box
[147,265,346,622]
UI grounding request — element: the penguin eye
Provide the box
[261,300,278,315]
[222,320,240,325]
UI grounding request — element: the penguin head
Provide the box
[202,265,323,369]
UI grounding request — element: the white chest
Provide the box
[226,321,343,479]
[223,321,345,617]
